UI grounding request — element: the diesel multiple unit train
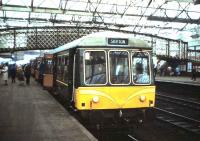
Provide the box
[31,31,155,123]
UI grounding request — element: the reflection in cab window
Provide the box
[132,52,150,84]
[84,51,106,85]
[109,51,130,84]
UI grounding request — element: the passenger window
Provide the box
[84,51,107,85]
[64,55,69,83]
[132,52,150,84]
[61,56,65,81]
[109,51,130,84]
[57,56,64,81]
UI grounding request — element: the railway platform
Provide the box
[155,76,200,86]
[155,76,200,100]
[0,78,97,141]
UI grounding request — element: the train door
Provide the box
[55,53,69,99]
[43,54,53,89]
[72,49,81,106]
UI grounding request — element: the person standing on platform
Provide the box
[24,64,31,85]
[191,68,196,81]
[2,63,8,85]
[10,64,17,83]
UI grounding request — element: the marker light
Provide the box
[92,96,99,103]
[139,95,146,102]
[149,100,154,106]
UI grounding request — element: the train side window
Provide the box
[84,51,107,85]
[132,52,151,84]
[65,56,68,65]
[109,51,130,85]
[61,56,65,81]
[57,56,62,80]
[64,55,69,83]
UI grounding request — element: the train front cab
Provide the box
[73,48,155,122]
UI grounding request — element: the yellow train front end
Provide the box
[73,48,155,121]
[75,86,155,121]
[75,86,155,110]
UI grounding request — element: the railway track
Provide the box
[156,93,200,111]
[127,134,139,141]
[89,126,140,141]
[154,107,200,135]
[92,122,141,141]
[55,91,200,140]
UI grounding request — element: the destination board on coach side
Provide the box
[107,38,128,45]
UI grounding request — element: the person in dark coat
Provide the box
[191,68,196,81]
[24,64,31,85]
[10,64,17,83]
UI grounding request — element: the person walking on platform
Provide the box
[2,63,8,85]
[191,68,196,81]
[10,64,17,83]
[24,64,31,85]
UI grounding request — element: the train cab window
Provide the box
[109,51,130,84]
[132,52,150,84]
[84,51,107,85]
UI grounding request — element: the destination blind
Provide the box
[108,38,128,45]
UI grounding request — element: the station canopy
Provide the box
[0,0,200,41]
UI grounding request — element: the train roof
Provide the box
[53,31,151,54]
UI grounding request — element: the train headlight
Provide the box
[139,95,146,102]
[92,96,99,103]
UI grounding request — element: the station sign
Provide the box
[108,38,128,45]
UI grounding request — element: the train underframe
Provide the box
[79,107,155,126]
